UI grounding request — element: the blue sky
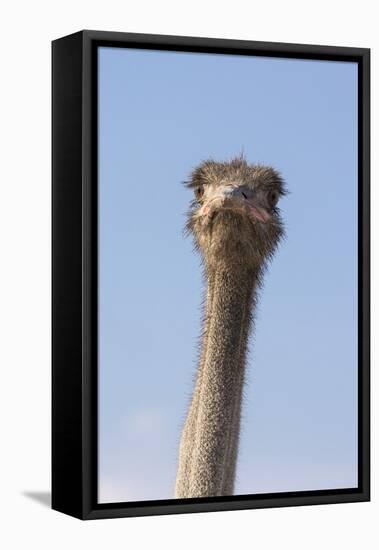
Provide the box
[98,46,358,503]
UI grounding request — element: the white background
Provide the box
[0,1,376,548]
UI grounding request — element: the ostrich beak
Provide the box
[220,184,271,223]
[247,204,271,223]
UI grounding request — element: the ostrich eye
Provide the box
[194,186,204,202]
[268,190,279,208]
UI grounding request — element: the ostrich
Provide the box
[175,156,286,498]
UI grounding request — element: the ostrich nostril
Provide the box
[242,192,247,199]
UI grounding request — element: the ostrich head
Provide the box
[186,156,287,272]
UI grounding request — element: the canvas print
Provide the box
[98,47,358,503]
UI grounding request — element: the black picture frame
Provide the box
[52,29,370,520]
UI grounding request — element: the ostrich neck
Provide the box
[175,269,215,498]
[185,260,255,497]
[221,279,254,495]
